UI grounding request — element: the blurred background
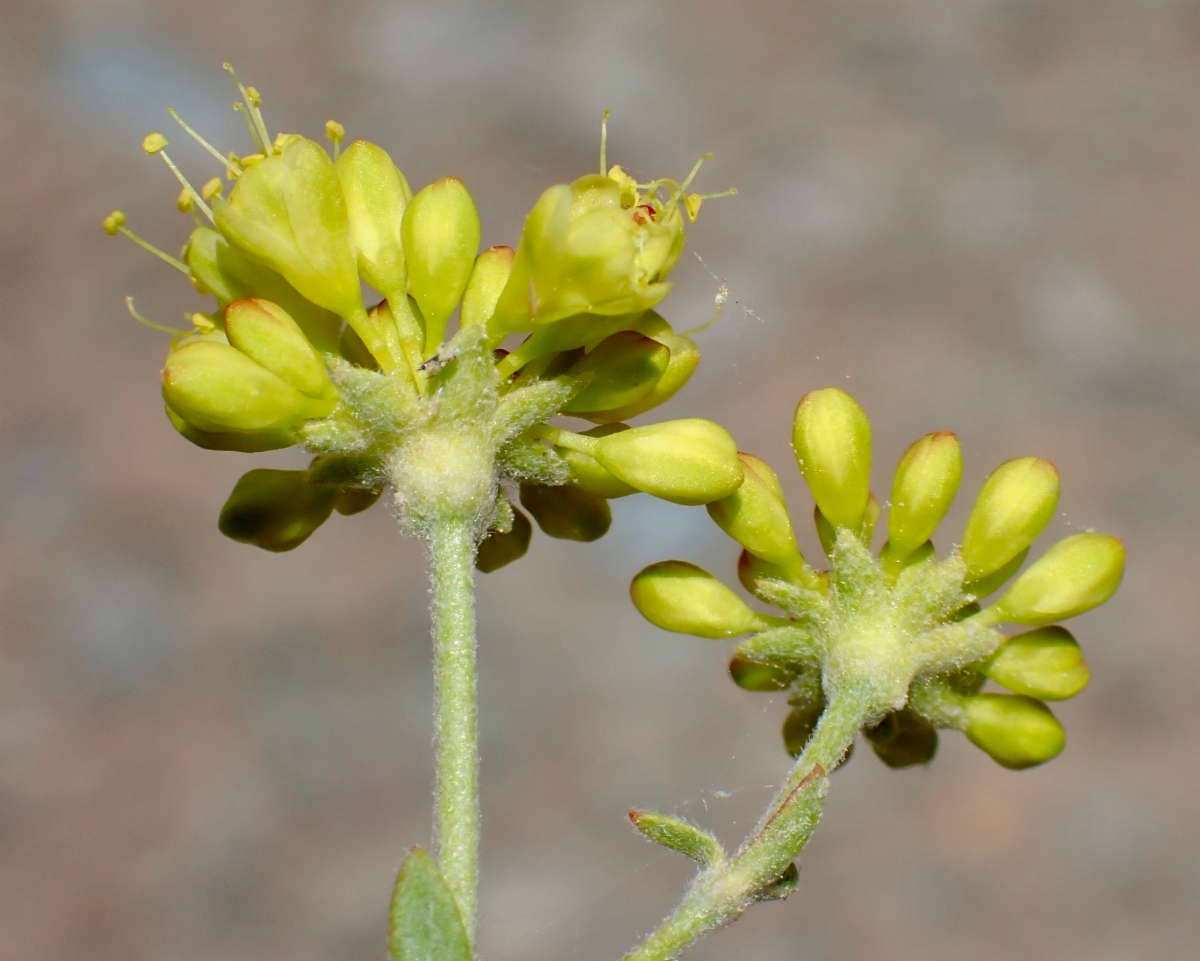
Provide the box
[1,0,1197,958]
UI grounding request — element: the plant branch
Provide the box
[622,692,870,961]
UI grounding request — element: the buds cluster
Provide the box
[630,387,1125,772]
[109,68,733,553]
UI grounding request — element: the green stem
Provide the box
[428,518,480,946]
[622,692,870,961]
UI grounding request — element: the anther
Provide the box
[326,119,345,159]
[201,178,223,201]
[143,132,168,154]
[168,107,243,175]
[177,186,194,213]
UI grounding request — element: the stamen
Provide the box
[600,109,612,176]
[326,119,345,160]
[103,211,191,276]
[126,296,189,336]
[679,153,714,194]
[168,107,244,175]
[157,150,214,223]
[201,178,223,201]
[176,186,194,213]
[233,102,268,154]
[223,64,273,155]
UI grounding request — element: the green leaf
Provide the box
[388,847,472,961]
[629,811,725,867]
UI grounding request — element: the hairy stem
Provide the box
[429,519,480,945]
[623,692,870,961]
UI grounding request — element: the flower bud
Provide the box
[588,418,743,506]
[165,404,296,452]
[737,549,795,598]
[519,483,611,542]
[488,174,682,336]
[185,226,342,352]
[864,709,938,768]
[333,486,383,516]
[335,140,412,300]
[708,454,805,575]
[402,176,481,354]
[213,138,364,324]
[560,425,638,498]
[163,340,335,434]
[218,468,336,552]
[782,700,824,757]
[584,313,700,423]
[961,457,1059,581]
[982,626,1089,701]
[460,246,514,328]
[564,331,670,415]
[476,506,533,573]
[224,298,336,400]
[631,560,780,638]
[989,533,1125,626]
[816,492,879,556]
[963,693,1065,769]
[963,547,1027,600]
[729,655,795,692]
[792,388,872,532]
[888,432,962,560]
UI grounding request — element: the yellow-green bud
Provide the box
[162,340,335,434]
[963,693,1065,769]
[476,506,533,572]
[213,138,364,324]
[564,331,670,415]
[335,140,413,301]
[218,468,336,552]
[333,486,383,516]
[961,457,1059,581]
[816,492,879,556]
[584,313,700,423]
[224,298,335,400]
[460,246,515,328]
[587,418,743,506]
[729,655,795,692]
[560,424,638,498]
[988,533,1125,626]
[782,700,824,757]
[402,176,481,355]
[707,454,805,575]
[792,388,872,532]
[519,483,611,542]
[165,404,296,452]
[737,549,795,598]
[888,431,962,560]
[963,546,1028,600]
[184,226,342,352]
[864,709,938,768]
[488,174,681,336]
[982,626,1089,701]
[631,560,781,638]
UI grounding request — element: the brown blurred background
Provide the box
[1,0,1197,958]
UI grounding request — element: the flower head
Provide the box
[631,388,1125,772]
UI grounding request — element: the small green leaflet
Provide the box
[388,847,472,961]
